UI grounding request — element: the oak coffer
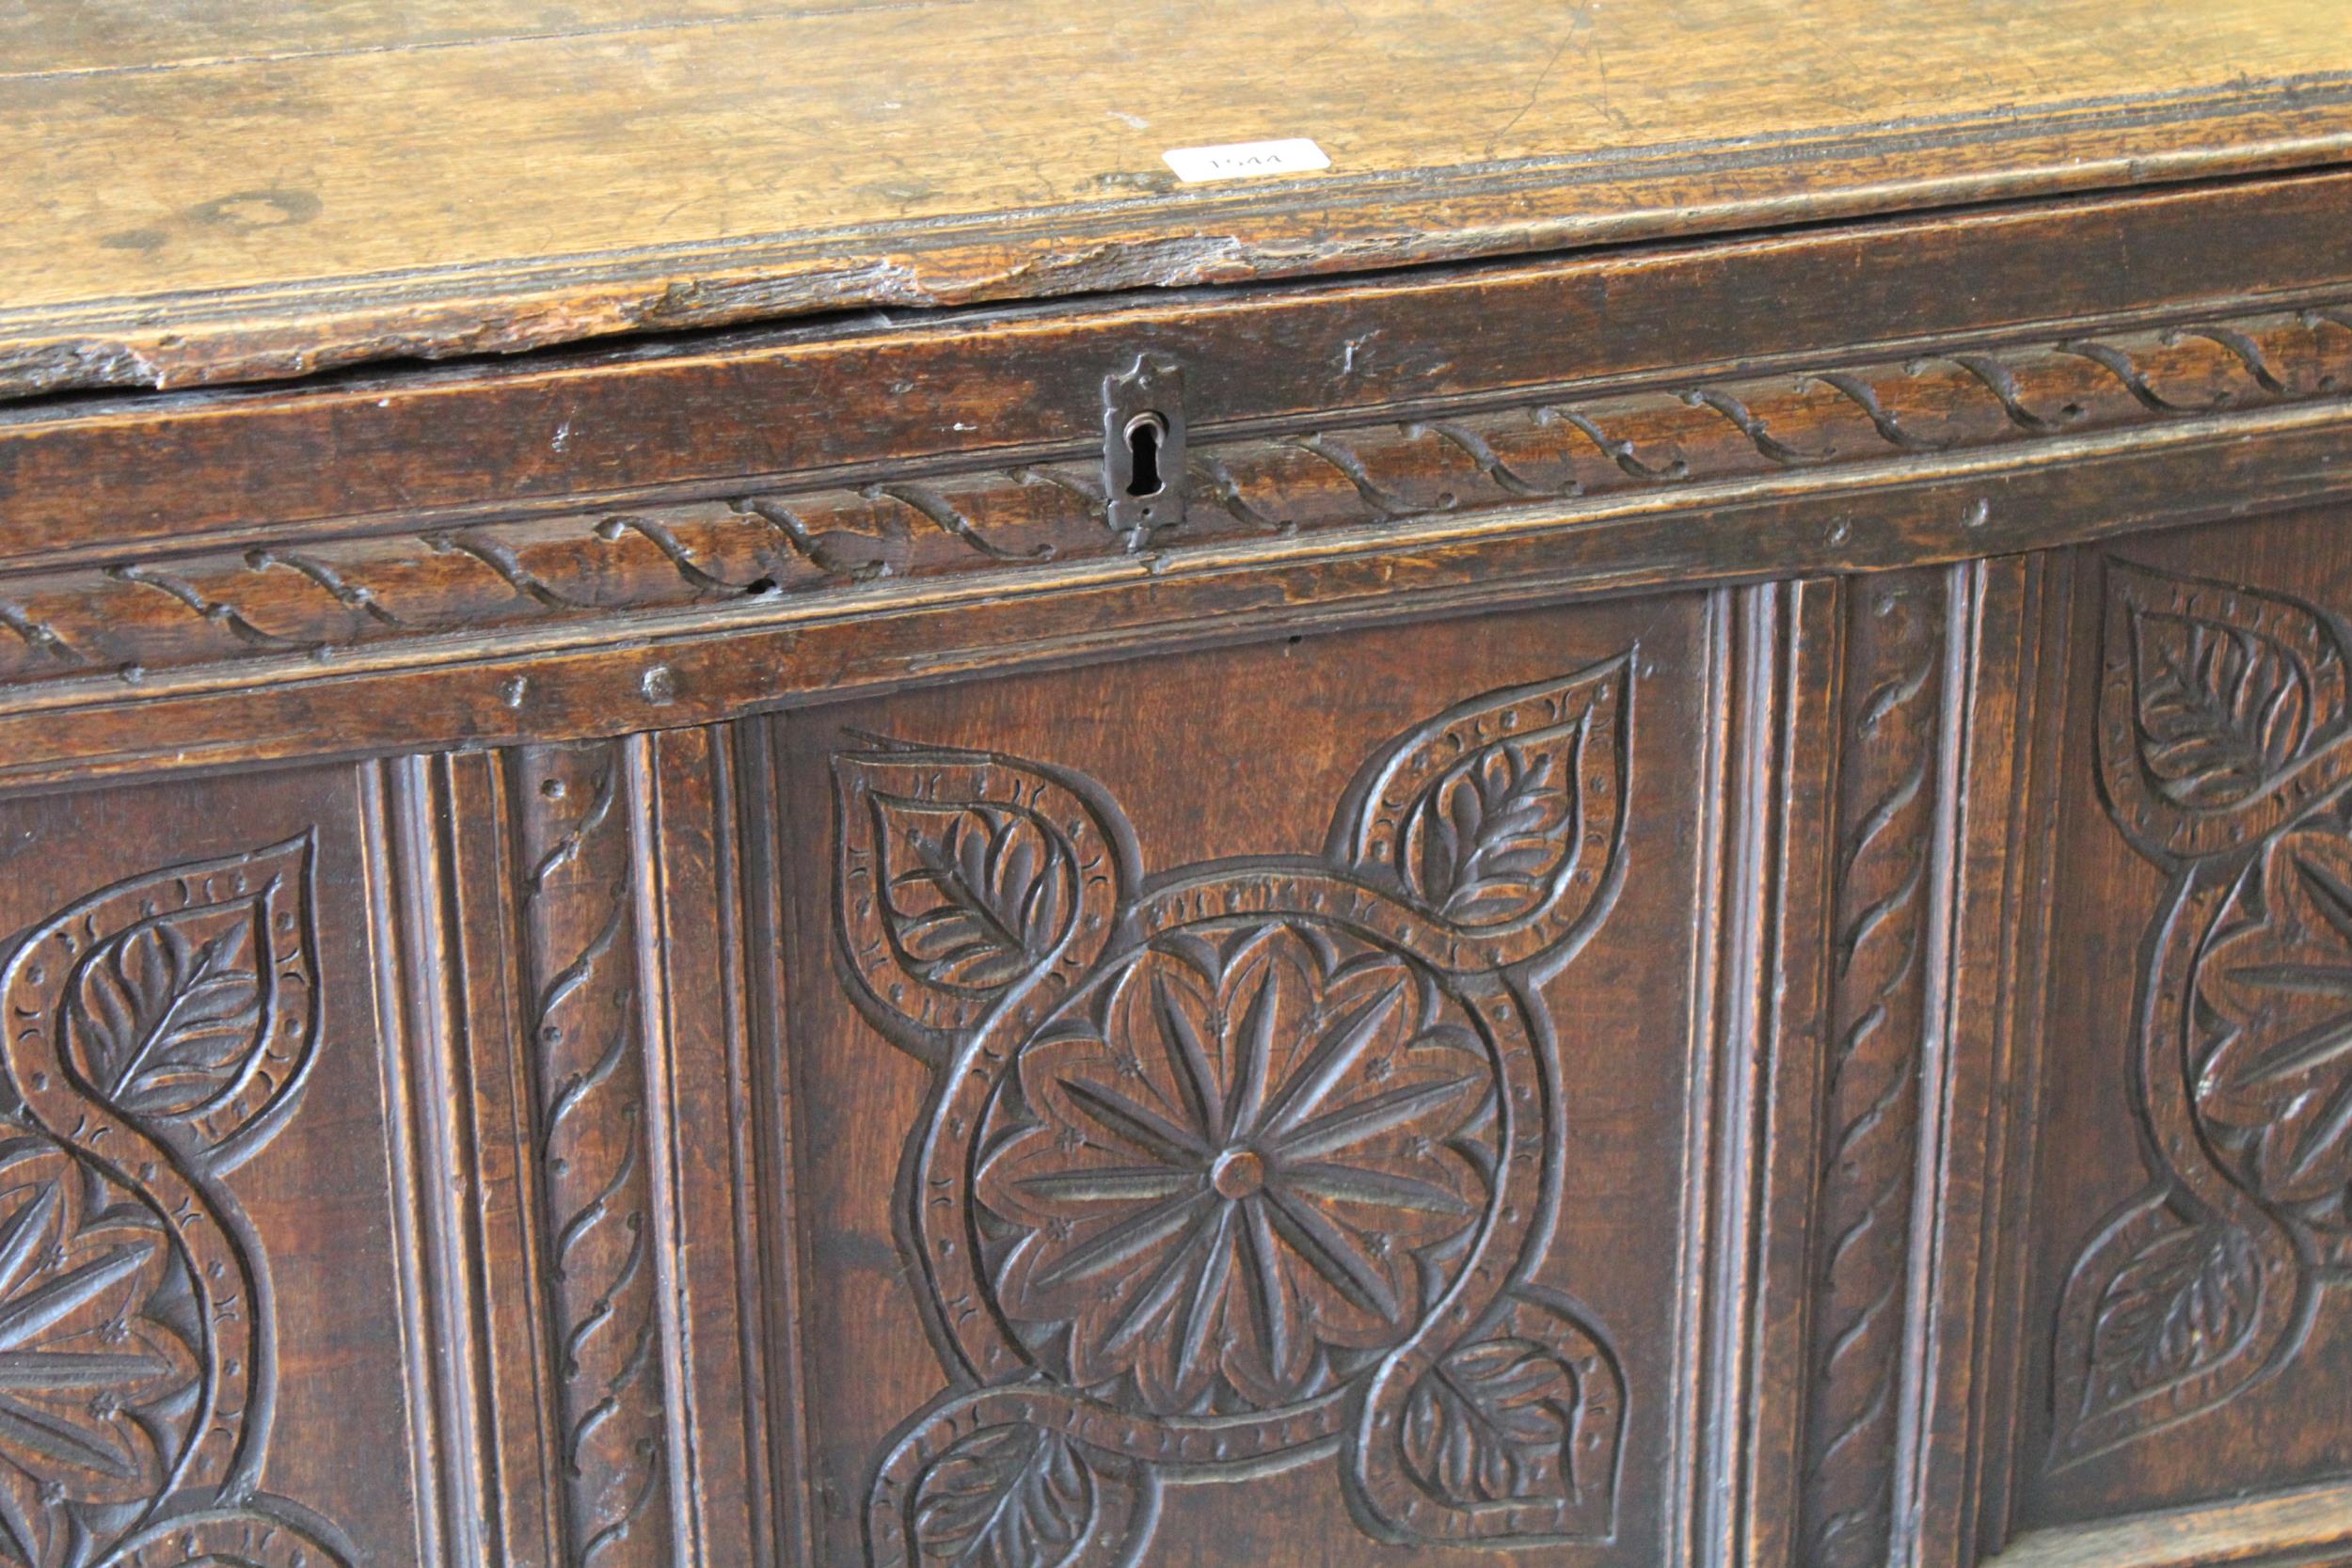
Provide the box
[8,4,2352,1566]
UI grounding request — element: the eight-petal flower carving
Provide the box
[2199,825,2352,1230]
[977,923,1495,1414]
[0,1139,202,1568]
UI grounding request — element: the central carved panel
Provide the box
[2055,560,2352,1467]
[831,659,1638,1567]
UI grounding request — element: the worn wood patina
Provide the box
[3,5,2351,1567]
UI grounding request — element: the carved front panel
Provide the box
[763,597,1728,1568]
[0,765,423,1568]
[2021,509,2352,1532]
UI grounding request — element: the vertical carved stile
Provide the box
[512,741,676,1568]
[367,755,494,1568]
[1802,571,1951,1568]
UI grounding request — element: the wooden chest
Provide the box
[7,4,2352,1564]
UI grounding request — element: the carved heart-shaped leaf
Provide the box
[2100,562,2352,861]
[1375,1289,1623,1539]
[879,801,1073,994]
[2087,1217,2258,1402]
[1402,1336,1580,1505]
[2050,1194,2293,1465]
[2133,613,2318,807]
[835,747,1127,1056]
[21,837,322,1168]
[1334,657,1630,970]
[69,911,266,1117]
[909,1423,1094,1568]
[1406,743,1574,927]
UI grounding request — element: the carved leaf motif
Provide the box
[1336,657,1629,963]
[835,748,1125,1054]
[2132,611,2322,807]
[909,1423,1095,1568]
[1400,1336,1581,1505]
[1370,1289,1624,1540]
[2085,1218,2259,1407]
[2051,1194,2285,1464]
[875,800,1073,994]
[32,838,320,1166]
[68,911,266,1117]
[2100,563,2352,860]
[1404,743,1575,927]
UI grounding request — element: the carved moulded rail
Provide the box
[0,308,2346,695]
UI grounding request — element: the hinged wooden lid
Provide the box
[7,0,2352,400]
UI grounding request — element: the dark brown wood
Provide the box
[769,600,1733,1568]
[12,169,2352,569]
[6,296,2348,698]
[1802,568,1956,1568]
[2011,518,2352,1532]
[12,12,2352,1565]
[509,739,676,1566]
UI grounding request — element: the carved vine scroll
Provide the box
[0,837,355,1568]
[2054,561,2352,1465]
[835,662,1636,1566]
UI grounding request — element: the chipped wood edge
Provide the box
[7,73,2352,399]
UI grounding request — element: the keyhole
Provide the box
[1124,413,1167,497]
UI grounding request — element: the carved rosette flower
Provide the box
[847,661,1635,1565]
[977,922,1496,1415]
[0,1139,201,1568]
[2190,822,2352,1246]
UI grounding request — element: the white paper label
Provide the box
[1162,138,1331,183]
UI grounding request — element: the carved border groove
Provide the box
[510,741,676,1568]
[1801,572,1951,1568]
[0,307,2346,694]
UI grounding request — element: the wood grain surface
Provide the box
[1986,1479,2352,1567]
[6,0,2352,395]
[9,10,2352,1561]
